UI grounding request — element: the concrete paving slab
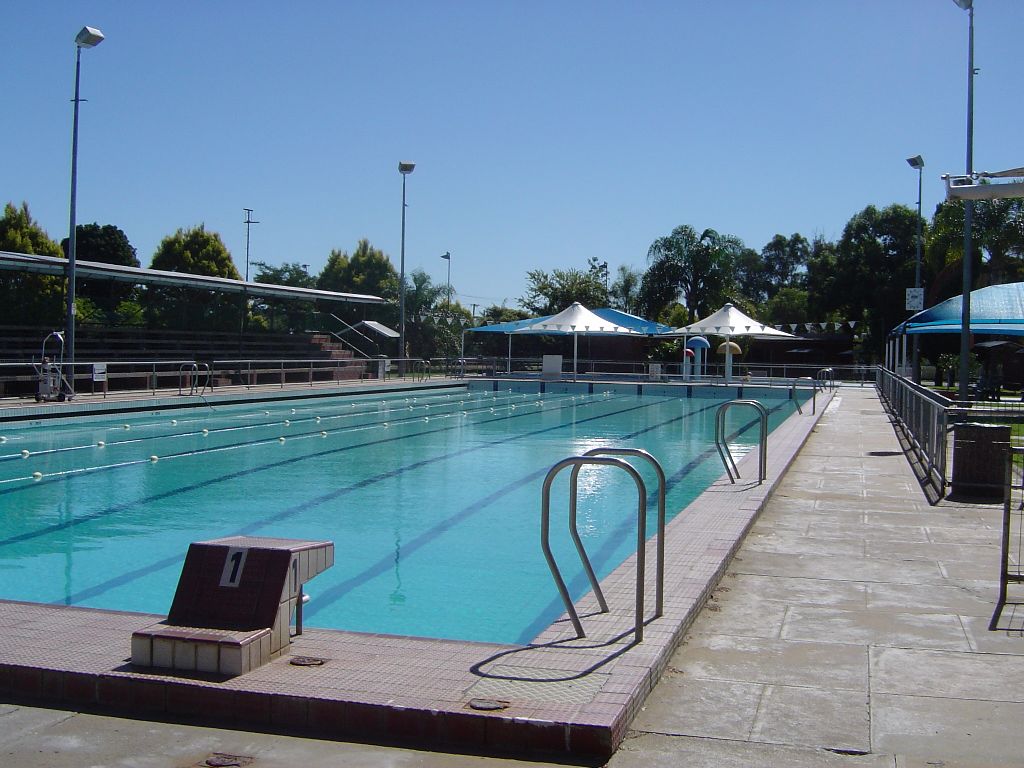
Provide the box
[808,520,930,542]
[685,591,789,639]
[631,675,764,740]
[674,634,869,691]
[713,573,869,611]
[865,582,994,617]
[744,530,867,558]
[0,704,557,768]
[731,550,946,585]
[961,614,1024,652]
[781,606,970,651]
[609,732,892,768]
[872,692,1024,765]
[865,540,998,564]
[749,683,870,753]
[871,646,1024,701]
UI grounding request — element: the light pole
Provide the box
[953,0,975,401]
[398,161,415,372]
[243,208,259,282]
[441,251,451,312]
[66,25,104,394]
[907,155,924,383]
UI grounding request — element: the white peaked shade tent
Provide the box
[512,302,641,380]
[673,303,794,381]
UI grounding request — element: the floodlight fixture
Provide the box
[906,155,924,170]
[398,161,416,175]
[75,26,105,48]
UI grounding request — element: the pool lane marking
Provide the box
[51,394,715,608]
[0,389,564,466]
[0,391,591,485]
[43,394,676,605]
[0,392,641,546]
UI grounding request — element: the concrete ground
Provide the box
[3,386,1023,767]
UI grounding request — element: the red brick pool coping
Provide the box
[0,385,834,762]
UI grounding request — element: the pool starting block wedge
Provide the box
[131,536,334,676]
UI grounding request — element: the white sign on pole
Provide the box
[905,288,924,312]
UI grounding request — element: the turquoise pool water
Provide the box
[0,384,804,644]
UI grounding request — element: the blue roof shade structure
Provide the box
[895,282,1024,336]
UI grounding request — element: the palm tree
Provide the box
[640,226,739,322]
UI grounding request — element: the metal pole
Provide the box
[913,164,923,383]
[399,173,408,375]
[66,45,83,393]
[957,3,975,401]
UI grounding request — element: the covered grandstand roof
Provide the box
[0,250,384,305]
[896,282,1024,336]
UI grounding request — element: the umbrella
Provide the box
[513,302,640,379]
[675,304,793,382]
[674,303,794,339]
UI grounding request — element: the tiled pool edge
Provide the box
[0,390,835,763]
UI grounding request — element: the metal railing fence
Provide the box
[876,367,950,494]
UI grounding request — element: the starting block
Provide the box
[131,536,334,676]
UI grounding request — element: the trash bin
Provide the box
[951,422,1011,499]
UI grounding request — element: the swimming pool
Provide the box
[0,383,806,644]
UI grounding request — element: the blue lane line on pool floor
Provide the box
[298,398,766,624]
[47,395,736,612]
[11,393,683,604]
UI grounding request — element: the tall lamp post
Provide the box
[441,251,451,312]
[907,155,924,383]
[398,161,415,373]
[66,25,105,394]
[953,0,975,401]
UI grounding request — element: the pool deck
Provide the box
[5,380,1020,765]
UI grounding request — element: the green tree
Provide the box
[761,233,809,293]
[831,205,918,356]
[61,223,140,323]
[926,196,1024,305]
[252,261,316,332]
[317,239,399,328]
[609,265,643,314]
[639,226,739,323]
[805,236,841,321]
[478,305,530,325]
[146,225,241,331]
[0,202,64,326]
[733,247,771,306]
[518,267,607,315]
[404,269,445,358]
[763,286,810,325]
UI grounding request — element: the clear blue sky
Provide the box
[6,1,1021,313]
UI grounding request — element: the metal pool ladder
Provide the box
[715,399,768,484]
[540,448,666,642]
[178,362,211,396]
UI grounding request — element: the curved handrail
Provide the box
[541,455,648,641]
[715,399,768,484]
[576,448,666,619]
[178,362,211,396]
